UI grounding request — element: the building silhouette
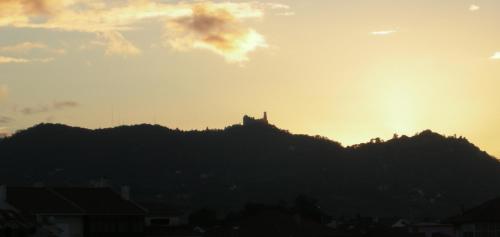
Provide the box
[243,112,269,126]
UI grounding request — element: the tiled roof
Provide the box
[53,187,145,215]
[6,187,84,215]
[0,209,34,229]
[449,197,500,223]
[138,201,184,216]
[6,187,145,216]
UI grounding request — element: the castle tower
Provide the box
[263,112,268,123]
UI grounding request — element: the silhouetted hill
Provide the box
[0,119,499,218]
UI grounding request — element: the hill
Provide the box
[0,116,499,218]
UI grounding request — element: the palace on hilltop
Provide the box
[243,112,269,126]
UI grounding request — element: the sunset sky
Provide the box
[0,0,499,157]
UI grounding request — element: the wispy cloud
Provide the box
[491,52,500,60]
[98,31,141,57]
[0,0,291,62]
[371,30,397,36]
[20,105,50,115]
[21,100,79,115]
[0,55,53,64]
[469,4,480,12]
[0,42,64,63]
[0,41,66,55]
[262,3,294,16]
[0,116,14,124]
[0,42,47,52]
[0,56,29,64]
[53,101,79,110]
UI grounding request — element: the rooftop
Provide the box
[5,186,146,216]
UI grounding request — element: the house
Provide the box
[205,209,340,237]
[392,219,411,228]
[139,202,185,227]
[0,185,146,237]
[409,223,454,237]
[0,209,37,237]
[138,201,193,237]
[449,197,500,237]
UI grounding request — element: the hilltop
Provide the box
[0,115,498,218]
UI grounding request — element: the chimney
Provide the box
[121,186,131,201]
[0,185,6,202]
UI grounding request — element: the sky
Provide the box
[0,0,499,157]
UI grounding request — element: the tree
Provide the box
[188,208,217,227]
[293,195,329,223]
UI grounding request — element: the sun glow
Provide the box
[381,84,419,135]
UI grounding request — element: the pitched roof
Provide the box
[449,197,500,223]
[53,187,145,215]
[0,209,34,229]
[6,187,83,215]
[6,187,145,216]
[137,201,184,216]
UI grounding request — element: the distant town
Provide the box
[0,183,499,237]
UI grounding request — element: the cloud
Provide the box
[0,0,70,26]
[469,4,480,11]
[277,12,295,16]
[166,2,268,62]
[262,3,294,16]
[0,42,47,52]
[21,100,79,115]
[0,55,54,64]
[0,0,290,62]
[0,42,66,55]
[371,30,397,36]
[98,31,141,56]
[0,55,29,63]
[37,57,55,63]
[53,100,79,109]
[491,52,500,60]
[0,116,14,124]
[21,105,50,115]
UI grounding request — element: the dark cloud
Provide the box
[21,105,49,115]
[0,115,13,124]
[21,100,79,115]
[53,101,79,110]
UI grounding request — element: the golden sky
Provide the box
[0,0,499,157]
